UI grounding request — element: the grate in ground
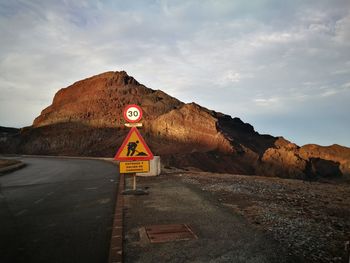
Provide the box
[144,224,198,243]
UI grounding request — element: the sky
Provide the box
[0,0,349,147]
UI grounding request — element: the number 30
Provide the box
[128,110,139,117]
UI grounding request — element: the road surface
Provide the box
[0,157,118,263]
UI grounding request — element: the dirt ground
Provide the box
[176,171,350,263]
[0,159,21,169]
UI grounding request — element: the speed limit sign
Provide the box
[123,104,143,123]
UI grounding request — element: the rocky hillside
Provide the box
[33,72,183,128]
[1,71,349,179]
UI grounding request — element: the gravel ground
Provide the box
[176,172,350,263]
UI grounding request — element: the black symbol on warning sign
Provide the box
[127,141,147,156]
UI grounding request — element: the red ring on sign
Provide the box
[123,104,143,123]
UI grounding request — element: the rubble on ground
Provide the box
[179,172,350,263]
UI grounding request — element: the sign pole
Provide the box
[133,173,136,191]
[115,104,153,195]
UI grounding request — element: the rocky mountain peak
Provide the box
[32,71,182,128]
[107,70,139,86]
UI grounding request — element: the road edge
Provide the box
[109,173,125,263]
[0,162,26,175]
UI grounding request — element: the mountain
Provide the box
[1,71,349,179]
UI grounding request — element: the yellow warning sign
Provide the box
[114,127,154,161]
[120,161,149,173]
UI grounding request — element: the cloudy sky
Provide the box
[1,0,349,147]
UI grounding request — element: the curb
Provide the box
[0,155,118,168]
[13,154,115,162]
[109,173,125,263]
[0,162,26,175]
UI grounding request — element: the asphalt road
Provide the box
[0,157,119,263]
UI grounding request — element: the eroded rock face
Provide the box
[2,71,349,179]
[149,103,233,154]
[33,71,183,128]
[258,138,307,178]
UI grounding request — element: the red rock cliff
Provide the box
[2,71,349,179]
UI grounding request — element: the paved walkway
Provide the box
[123,174,295,263]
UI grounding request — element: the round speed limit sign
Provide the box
[123,104,143,123]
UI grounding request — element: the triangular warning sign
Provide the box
[114,127,154,161]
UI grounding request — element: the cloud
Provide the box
[342,82,350,88]
[335,14,350,43]
[253,97,280,106]
[0,0,349,146]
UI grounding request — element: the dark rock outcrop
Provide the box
[300,144,350,176]
[0,126,20,153]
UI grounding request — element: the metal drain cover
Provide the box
[144,224,198,243]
